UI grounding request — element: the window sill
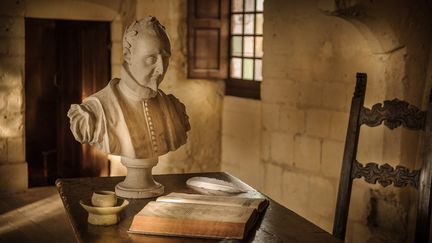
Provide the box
[225,78,261,100]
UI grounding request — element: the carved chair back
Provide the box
[332,73,432,242]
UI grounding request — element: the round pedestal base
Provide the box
[115,181,164,199]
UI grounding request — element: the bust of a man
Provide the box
[67,16,190,160]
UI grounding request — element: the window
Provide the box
[187,0,263,99]
[227,0,263,99]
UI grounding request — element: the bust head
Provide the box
[122,16,171,98]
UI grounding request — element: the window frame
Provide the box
[226,0,263,100]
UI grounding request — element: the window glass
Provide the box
[255,36,263,57]
[243,36,254,57]
[228,0,264,99]
[231,14,243,34]
[232,0,243,12]
[244,14,255,34]
[231,36,243,56]
[256,0,264,11]
[243,58,254,80]
[231,58,242,78]
[256,13,263,35]
[255,59,262,81]
[245,0,255,11]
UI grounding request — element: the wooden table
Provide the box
[56,172,342,242]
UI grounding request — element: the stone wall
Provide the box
[0,0,27,193]
[222,0,432,242]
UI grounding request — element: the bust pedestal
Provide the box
[115,156,164,199]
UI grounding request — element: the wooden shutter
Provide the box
[188,0,229,79]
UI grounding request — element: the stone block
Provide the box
[279,105,305,133]
[321,139,344,178]
[264,163,283,203]
[222,98,261,138]
[6,86,23,113]
[348,222,372,243]
[111,64,121,79]
[110,20,123,42]
[0,112,23,137]
[294,135,321,172]
[282,170,309,216]
[261,130,271,161]
[299,82,323,107]
[329,111,349,141]
[0,162,27,193]
[0,56,24,87]
[323,82,348,110]
[7,136,24,162]
[0,89,6,113]
[0,37,24,56]
[357,126,384,162]
[221,99,261,168]
[222,159,263,192]
[0,0,25,16]
[261,81,299,105]
[222,131,260,172]
[308,176,336,218]
[0,17,24,37]
[270,132,294,166]
[0,137,6,161]
[111,41,123,65]
[348,180,370,222]
[306,109,331,138]
[382,128,403,164]
[261,102,279,131]
[223,96,261,114]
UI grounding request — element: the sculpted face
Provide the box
[128,33,171,94]
[122,18,171,99]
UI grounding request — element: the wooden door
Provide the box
[25,19,58,186]
[25,19,111,186]
[77,21,111,177]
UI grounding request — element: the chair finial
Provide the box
[354,73,367,98]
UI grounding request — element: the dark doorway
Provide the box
[25,18,111,187]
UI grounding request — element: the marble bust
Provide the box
[67,16,190,198]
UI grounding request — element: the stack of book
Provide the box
[128,192,269,240]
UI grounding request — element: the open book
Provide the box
[128,193,269,240]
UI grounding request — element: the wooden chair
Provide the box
[333,73,432,242]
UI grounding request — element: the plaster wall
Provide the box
[222,0,432,242]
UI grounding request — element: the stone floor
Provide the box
[0,186,75,243]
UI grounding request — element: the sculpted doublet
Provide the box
[68,69,190,159]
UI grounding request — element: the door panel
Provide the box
[25,18,111,186]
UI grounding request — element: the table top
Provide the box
[56,172,341,243]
